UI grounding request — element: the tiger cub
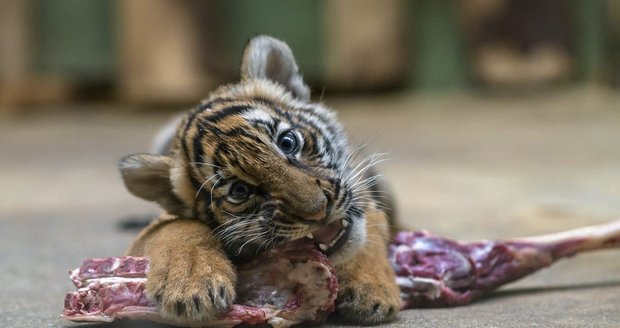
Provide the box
[119,36,401,325]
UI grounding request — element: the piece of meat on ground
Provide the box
[390,220,620,308]
[63,242,338,328]
[63,220,620,325]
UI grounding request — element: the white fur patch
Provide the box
[170,161,196,209]
[241,108,274,125]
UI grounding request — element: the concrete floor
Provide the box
[1,88,619,327]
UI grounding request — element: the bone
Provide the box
[390,220,620,308]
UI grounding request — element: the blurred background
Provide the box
[2,0,620,106]
[1,1,620,327]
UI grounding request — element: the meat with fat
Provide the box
[390,220,620,308]
[62,220,620,326]
[63,242,337,327]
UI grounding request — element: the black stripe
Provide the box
[210,125,265,144]
[299,106,332,124]
[291,112,335,156]
[192,125,206,166]
[254,123,273,137]
[192,119,259,170]
[252,97,278,109]
[252,96,340,147]
[306,131,320,155]
[257,106,325,158]
[333,179,341,201]
[212,142,235,170]
[347,204,363,217]
[245,119,278,138]
[189,166,208,218]
[337,187,350,209]
[181,135,191,162]
[271,106,286,119]
[298,106,340,138]
[188,168,204,191]
[182,97,232,141]
[271,118,281,134]
[205,105,252,124]
[200,188,220,232]
[214,142,231,159]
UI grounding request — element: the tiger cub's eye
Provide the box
[277,130,299,155]
[228,181,252,200]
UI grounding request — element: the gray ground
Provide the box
[1,89,619,327]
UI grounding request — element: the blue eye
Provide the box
[277,131,299,154]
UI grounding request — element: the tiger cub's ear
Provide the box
[119,154,186,216]
[240,35,310,101]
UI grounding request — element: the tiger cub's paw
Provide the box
[146,254,236,324]
[334,273,401,325]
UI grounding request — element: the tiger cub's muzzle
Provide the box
[258,161,338,224]
[272,177,335,223]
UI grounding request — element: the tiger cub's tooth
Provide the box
[318,244,329,251]
[342,219,349,228]
[306,233,314,240]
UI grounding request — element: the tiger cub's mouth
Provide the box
[304,218,353,256]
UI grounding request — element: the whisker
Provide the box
[256,235,274,254]
[209,177,223,213]
[257,235,278,255]
[339,143,368,179]
[190,161,222,168]
[350,174,383,189]
[236,232,268,256]
[220,210,265,220]
[351,189,390,195]
[358,237,387,249]
[195,174,220,199]
[351,189,385,196]
[365,223,393,229]
[213,220,257,237]
[223,228,265,247]
[365,232,391,243]
[344,153,389,187]
[217,229,264,244]
[346,156,389,186]
[342,152,380,182]
[350,197,390,205]
[214,220,261,235]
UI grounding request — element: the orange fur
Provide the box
[334,210,401,324]
[126,216,236,324]
[120,36,401,325]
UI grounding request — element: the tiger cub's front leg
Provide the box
[126,216,236,324]
[334,210,401,325]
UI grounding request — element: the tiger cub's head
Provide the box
[119,36,372,264]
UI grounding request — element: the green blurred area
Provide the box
[20,0,620,91]
[34,0,117,80]
[218,0,324,82]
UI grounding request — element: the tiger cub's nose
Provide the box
[303,189,333,222]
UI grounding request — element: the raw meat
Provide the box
[63,242,337,327]
[390,220,620,308]
[63,220,620,326]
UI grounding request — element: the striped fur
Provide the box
[120,36,400,324]
[166,80,366,262]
